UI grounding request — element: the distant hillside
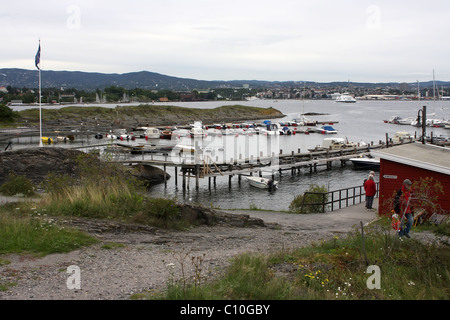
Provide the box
[0,68,448,91]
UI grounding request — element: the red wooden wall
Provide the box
[378,159,450,215]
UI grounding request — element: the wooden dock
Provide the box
[111,140,414,190]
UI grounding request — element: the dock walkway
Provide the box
[111,141,413,190]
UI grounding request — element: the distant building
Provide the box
[0,86,8,93]
[373,143,450,215]
[9,100,23,105]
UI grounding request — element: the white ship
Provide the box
[335,93,357,103]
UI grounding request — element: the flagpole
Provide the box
[39,62,43,147]
[37,40,43,147]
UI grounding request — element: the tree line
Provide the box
[0,85,260,105]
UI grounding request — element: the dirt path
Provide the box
[0,204,377,300]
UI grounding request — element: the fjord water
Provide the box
[146,99,449,211]
[8,99,450,211]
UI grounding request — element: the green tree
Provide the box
[0,104,17,123]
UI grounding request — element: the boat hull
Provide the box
[246,177,278,189]
[350,158,380,170]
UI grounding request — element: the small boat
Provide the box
[56,136,70,143]
[397,118,414,125]
[308,137,356,152]
[320,125,338,134]
[350,156,380,170]
[160,129,173,139]
[246,176,278,190]
[391,132,414,144]
[41,137,54,144]
[384,116,401,124]
[145,127,161,139]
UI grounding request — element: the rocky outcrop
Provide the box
[0,147,85,186]
[128,164,171,185]
[0,148,169,188]
[179,204,268,228]
[54,205,271,236]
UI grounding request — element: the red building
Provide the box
[373,142,450,216]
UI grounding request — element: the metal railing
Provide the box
[300,183,379,213]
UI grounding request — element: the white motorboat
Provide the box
[349,156,380,170]
[308,137,356,152]
[320,125,338,134]
[392,132,414,144]
[246,176,278,190]
[397,118,414,125]
[145,127,161,139]
[335,93,357,103]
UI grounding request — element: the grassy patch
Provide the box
[0,154,194,258]
[0,204,98,256]
[151,219,449,300]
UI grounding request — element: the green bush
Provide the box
[0,174,36,197]
[289,184,328,213]
[132,198,182,229]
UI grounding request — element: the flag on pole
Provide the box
[35,42,41,70]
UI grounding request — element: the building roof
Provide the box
[372,142,450,175]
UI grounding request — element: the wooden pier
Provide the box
[111,140,414,190]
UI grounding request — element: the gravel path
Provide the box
[0,204,378,300]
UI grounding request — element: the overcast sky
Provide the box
[2,0,449,83]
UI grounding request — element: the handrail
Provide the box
[300,183,379,213]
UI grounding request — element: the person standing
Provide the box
[394,179,414,238]
[364,175,377,210]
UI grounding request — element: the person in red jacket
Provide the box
[394,179,414,238]
[364,175,377,210]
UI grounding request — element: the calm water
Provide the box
[7,99,450,211]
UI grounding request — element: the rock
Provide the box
[0,148,170,188]
[179,204,268,228]
[0,147,86,186]
[128,164,170,185]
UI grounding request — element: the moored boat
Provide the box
[349,156,380,170]
[308,137,356,152]
[160,129,173,139]
[319,125,338,134]
[246,176,278,190]
[145,127,161,139]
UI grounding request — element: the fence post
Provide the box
[322,193,326,213]
[331,192,334,211]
